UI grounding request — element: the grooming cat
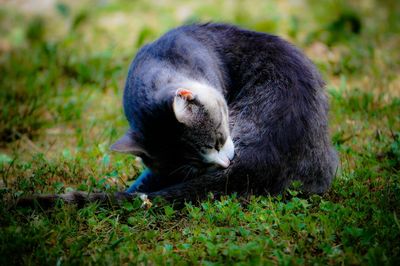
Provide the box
[17,23,338,207]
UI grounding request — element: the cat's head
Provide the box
[110,83,234,176]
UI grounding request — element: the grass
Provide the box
[0,0,399,264]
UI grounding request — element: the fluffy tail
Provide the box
[15,191,136,209]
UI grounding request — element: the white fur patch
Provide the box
[221,136,235,160]
[204,137,235,168]
[172,93,189,123]
[139,193,148,201]
[173,80,227,125]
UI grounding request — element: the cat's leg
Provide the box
[126,169,163,193]
[142,153,279,204]
[144,169,243,205]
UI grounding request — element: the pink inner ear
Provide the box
[177,89,194,100]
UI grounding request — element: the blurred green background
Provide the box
[0,0,399,264]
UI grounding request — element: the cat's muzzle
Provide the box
[204,136,235,168]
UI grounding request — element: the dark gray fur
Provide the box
[121,23,338,202]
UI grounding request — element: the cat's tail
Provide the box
[15,191,136,209]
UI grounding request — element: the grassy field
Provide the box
[1,0,399,264]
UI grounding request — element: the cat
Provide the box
[17,23,338,208]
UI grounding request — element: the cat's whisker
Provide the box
[183,166,195,181]
[168,164,190,177]
[185,156,204,164]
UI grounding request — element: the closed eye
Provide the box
[214,143,220,151]
[215,136,225,151]
[201,145,214,152]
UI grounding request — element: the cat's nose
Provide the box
[215,155,230,168]
[204,150,231,168]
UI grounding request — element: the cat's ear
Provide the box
[110,131,147,155]
[173,88,198,124]
[176,88,195,101]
